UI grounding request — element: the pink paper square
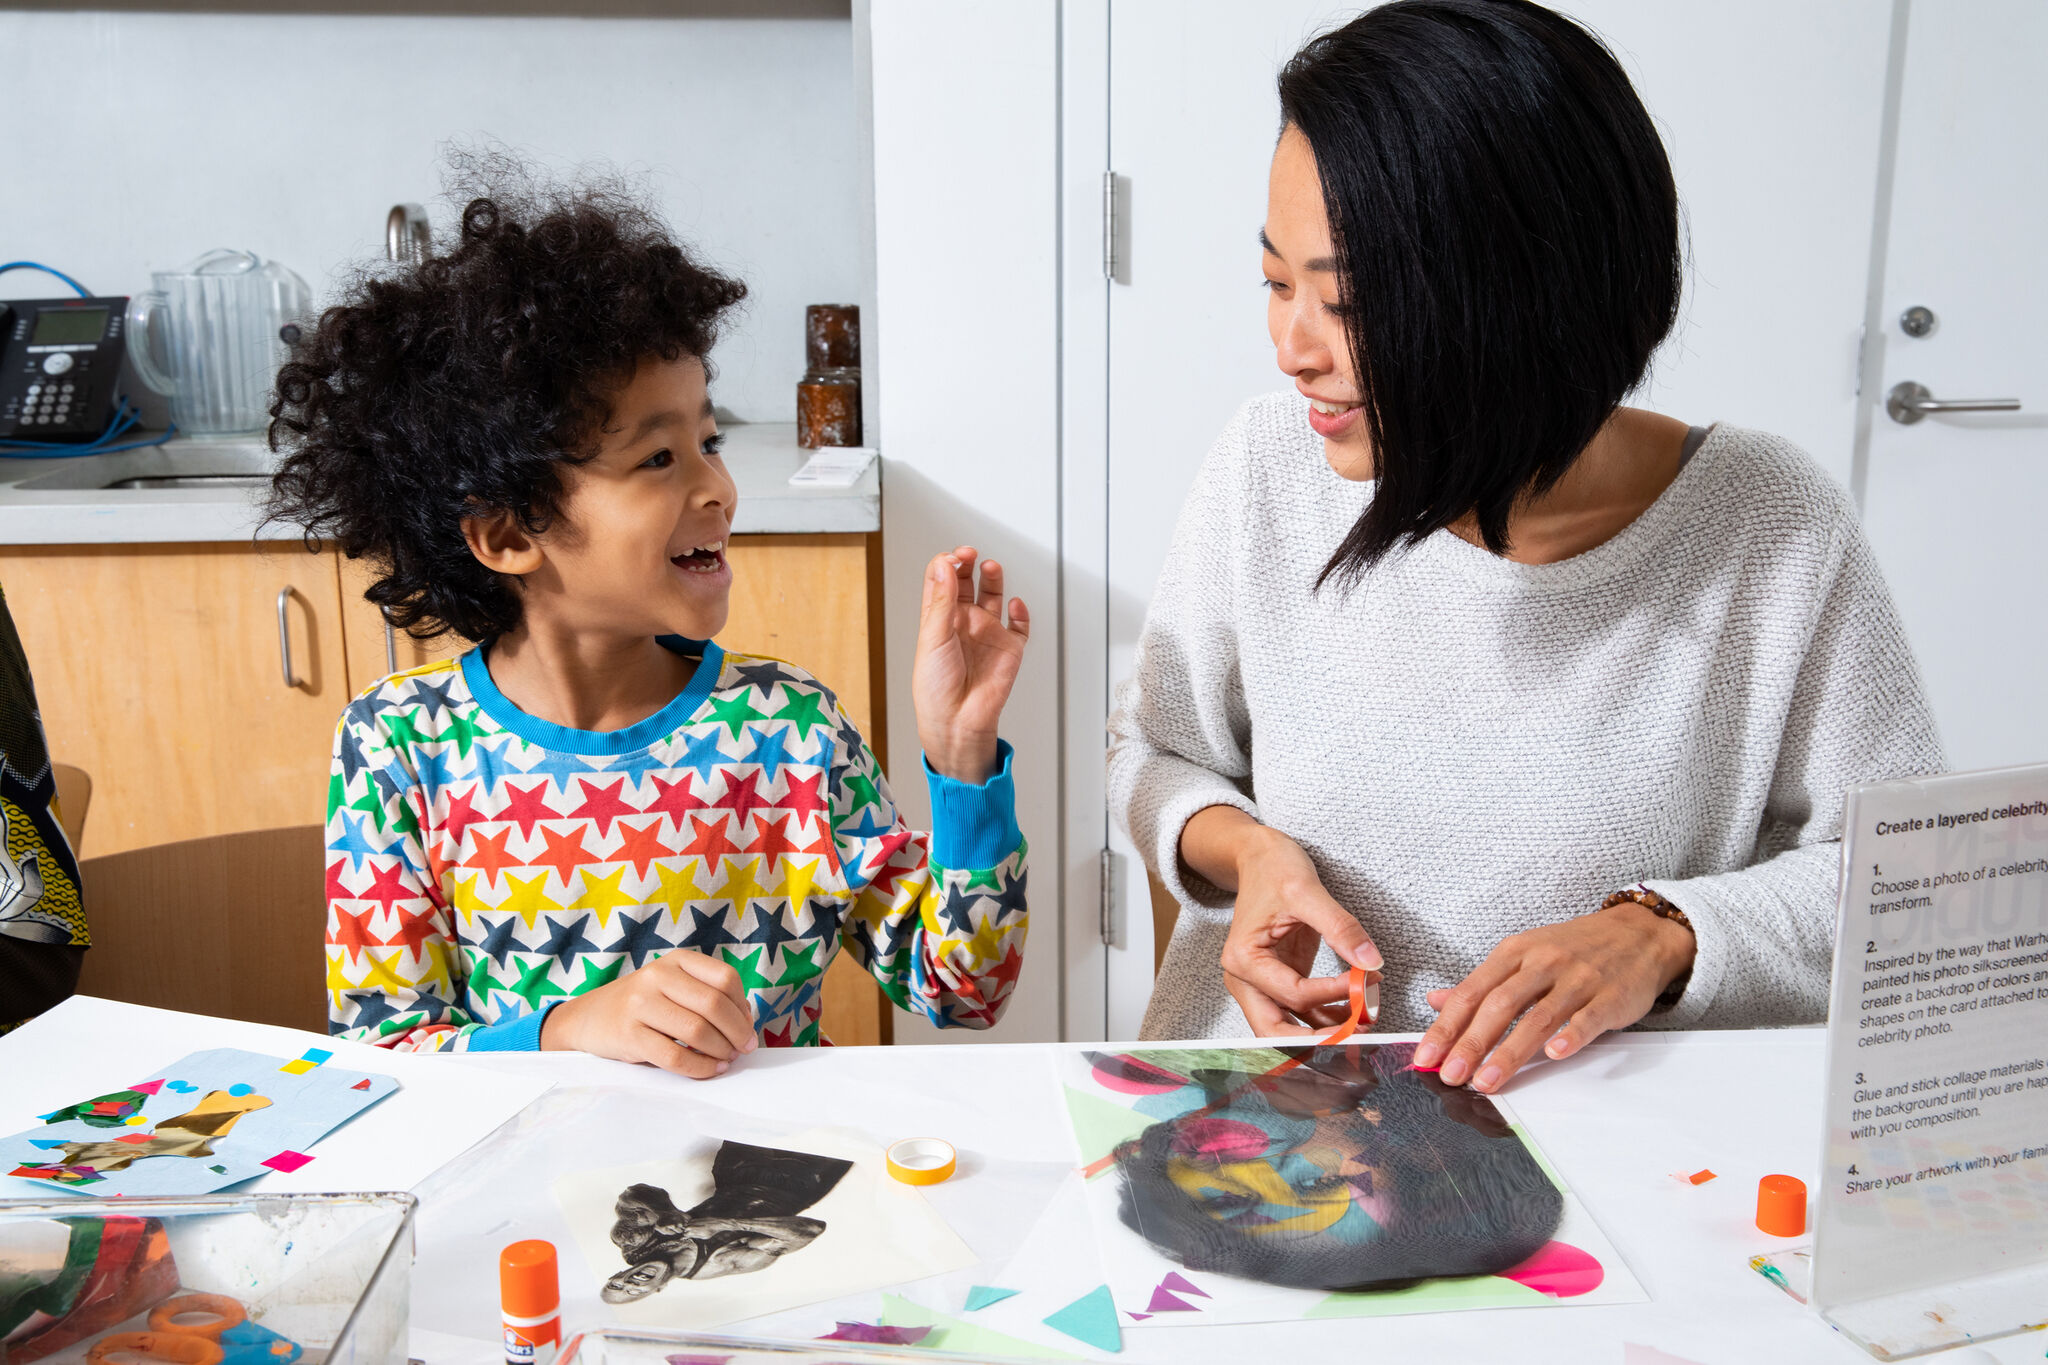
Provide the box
[261,1150,314,1173]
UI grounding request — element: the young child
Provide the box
[267,176,1030,1074]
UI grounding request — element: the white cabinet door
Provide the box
[1090,1,1894,1035]
[1857,1,2048,773]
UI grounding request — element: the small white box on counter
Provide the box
[788,446,877,488]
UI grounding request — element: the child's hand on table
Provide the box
[912,546,1030,783]
[540,949,758,1077]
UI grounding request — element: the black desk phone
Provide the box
[0,297,129,443]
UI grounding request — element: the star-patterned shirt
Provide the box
[323,638,1027,1050]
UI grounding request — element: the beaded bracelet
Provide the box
[1600,885,1694,1013]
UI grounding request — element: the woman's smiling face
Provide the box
[1263,124,1372,481]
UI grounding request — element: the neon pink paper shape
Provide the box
[1161,1271,1209,1298]
[261,1150,315,1173]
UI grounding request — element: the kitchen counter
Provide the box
[0,422,879,544]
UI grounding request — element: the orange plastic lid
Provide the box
[500,1239,560,1315]
[1755,1174,1807,1237]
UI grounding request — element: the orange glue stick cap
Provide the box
[500,1240,560,1317]
[1755,1174,1807,1238]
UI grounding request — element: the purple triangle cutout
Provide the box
[1126,1312,1153,1322]
[1161,1271,1210,1299]
[1146,1286,1198,1312]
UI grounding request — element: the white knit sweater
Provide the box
[1110,392,1946,1039]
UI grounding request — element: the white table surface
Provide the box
[2,1010,2031,1364]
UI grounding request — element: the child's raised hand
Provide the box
[912,546,1030,783]
[540,949,757,1078]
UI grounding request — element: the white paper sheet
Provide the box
[1050,1042,1648,1328]
[0,997,553,1194]
[554,1127,976,1331]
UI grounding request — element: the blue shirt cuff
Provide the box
[924,740,1021,869]
[467,1001,558,1052]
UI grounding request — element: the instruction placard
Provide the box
[1815,763,2048,1342]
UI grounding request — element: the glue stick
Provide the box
[499,1240,560,1365]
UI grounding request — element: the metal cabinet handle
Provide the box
[1886,381,2022,425]
[276,587,304,689]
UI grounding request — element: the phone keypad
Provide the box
[12,369,86,430]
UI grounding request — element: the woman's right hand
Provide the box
[1185,808,1381,1035]
[541,949,758,1077]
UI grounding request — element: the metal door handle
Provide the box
[1886,381,2022,425]
[276,587,304,689]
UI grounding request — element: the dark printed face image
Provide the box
[602,1142,853,1303]
[1102,1042,1563,1291]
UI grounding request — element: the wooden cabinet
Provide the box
[5,531,890,1044]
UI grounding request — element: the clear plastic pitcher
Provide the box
[127,248,311,434]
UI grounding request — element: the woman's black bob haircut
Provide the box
[1278,0,1681,586]
[265,157,747,642]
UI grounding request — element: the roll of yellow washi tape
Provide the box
[885,1137,957,1185]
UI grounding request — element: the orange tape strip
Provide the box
[1080,965,1369,1179]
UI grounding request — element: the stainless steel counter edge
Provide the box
[0,423,879,545]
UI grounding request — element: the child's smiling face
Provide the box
[499,354,738,643]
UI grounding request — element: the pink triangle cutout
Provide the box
[1161,1272,1209,1298]
[130,1080,164,1096]
[1126,1313,1153,1322]
[1145,1286,1198,1312]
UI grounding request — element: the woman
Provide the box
[1108,0,1942,1090]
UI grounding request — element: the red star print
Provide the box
[713,771,771,822]
[986,942,1025,997]
[794,819,841,875]
[744,813,803,863]
[498,781,560,840]
[677,812,741,864]
[440,785,486,855]
[463,826,520,887]
[762,1018,797,1048]
[780,771,827,824]
[325,857,356,903]
[376,904,441,956]
[609,817,672,880]
[331,905,378,963]
[359,859,417,914]
[863,830,919,900]
[569,777,641,839]
[531,824,594,883]
[646,773,710,828]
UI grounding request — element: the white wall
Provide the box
[0,10,862,424]
[868,0,1069,1044]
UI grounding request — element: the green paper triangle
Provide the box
[1043,1285,1122,1353]
[1062,1085,1155,1169]
[1306,1272,1549,1318]
[964,1284,1021,1312]
[878,1294,1076,1359]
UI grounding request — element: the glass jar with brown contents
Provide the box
[797,366,861,447]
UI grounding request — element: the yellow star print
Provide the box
[449,871,502,923]
[498,871,563,930]
[655,859,709,920]
[570,865,640,928]
[715,856,771,907]
[776,856,823,912]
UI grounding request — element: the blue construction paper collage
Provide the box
[3,1046,399,1197]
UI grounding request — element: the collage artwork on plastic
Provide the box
[2,1047,399,1196]
[1056,1039,1646,1326]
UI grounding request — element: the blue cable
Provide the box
[0,259,181,457]
[0,261,92,298]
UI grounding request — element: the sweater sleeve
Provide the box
[325,697,538,1052]
[1641,518,1947,1029]
[829,700,1028,1030]
[1106,410,1261,910]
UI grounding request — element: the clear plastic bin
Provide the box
[556,1325,1044,1365]
[0,1192,414,1365]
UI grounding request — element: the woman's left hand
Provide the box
[912,546,1030,784]
[1412,900,1695,1092]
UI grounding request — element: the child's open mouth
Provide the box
[671,540,727,574]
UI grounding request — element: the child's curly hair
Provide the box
[266,161,747,643]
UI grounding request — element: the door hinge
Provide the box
[1101,171,1120,281]
[1099,847,1117,945]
